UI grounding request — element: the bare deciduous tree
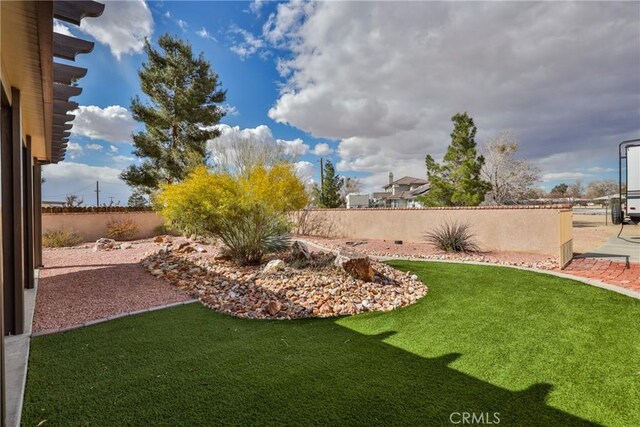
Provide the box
[567,180,584,199]
[340,176,363,206]
[481,131,541,205]
[209,136,294,176]
[64,194,84,208]
[585,179,618,198]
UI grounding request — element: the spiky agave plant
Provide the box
[424,219,479,253]
[217,205,291,265]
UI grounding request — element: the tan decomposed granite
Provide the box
[33,240,193,332]
[300,236,559,269]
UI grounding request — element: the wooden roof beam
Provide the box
[54,1,106,26]
[53,33,95,61]
[53,84,83,100]
[53,62,87,85]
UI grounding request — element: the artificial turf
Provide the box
[23,261,640,426]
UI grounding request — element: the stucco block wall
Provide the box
[293,208,573,260]
[42,211,165,242]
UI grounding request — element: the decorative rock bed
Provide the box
[302,237,560,270]
[141,239,427,320]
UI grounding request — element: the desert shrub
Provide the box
[43,229,82,248]
[424,220,479,253]
[105,218,139,241]
[155,164,308,265]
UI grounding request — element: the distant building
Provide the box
[371,172,430,208]
[346,193,370,209]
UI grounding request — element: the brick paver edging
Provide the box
[301,240,640,301]
[31,299,199,337]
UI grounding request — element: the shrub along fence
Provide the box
[42,208,165,243]
[292,206,573,267]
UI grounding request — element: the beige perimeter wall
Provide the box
[293,208,573,265]
[43,211,165,242]
[43,207,574,266]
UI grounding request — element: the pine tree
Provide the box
[121,34,226,193]
[314,160,343,208]
[419,112,491,206]
[127,189,149,207]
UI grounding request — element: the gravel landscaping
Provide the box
[34,240,193,332]
[141,237,427,319]
[299,236,559,269]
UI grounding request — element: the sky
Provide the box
[43,0,640,206]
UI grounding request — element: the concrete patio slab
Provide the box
[582,235,640,263]
[4,272,37,427]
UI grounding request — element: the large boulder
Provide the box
[291,240,311,261]
[334,250,375,282]
[263,259,285,274]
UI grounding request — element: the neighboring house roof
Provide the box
[383,176,428,189]
[409,183,431,197]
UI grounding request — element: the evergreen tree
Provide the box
[127,189,149,207]
[419,112,491,206]
[314,160,343,208]
[121,34,226,193]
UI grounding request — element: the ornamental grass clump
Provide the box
[43,229,82,248]
[424,220,479,253]
[155,164,308,265]
[106,218,139,241]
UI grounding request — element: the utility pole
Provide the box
[319,157,324,185]
[95,181,100,207]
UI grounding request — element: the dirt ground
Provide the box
[572,214,640,254]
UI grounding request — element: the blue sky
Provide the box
[43,1,640,205]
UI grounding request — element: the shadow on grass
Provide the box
[23,304,597,426]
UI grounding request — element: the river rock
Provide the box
[93,238,117,251]
[334,250,374,282]
[291,240,311,261]
[266,300,282,316]
[263,259,285,273]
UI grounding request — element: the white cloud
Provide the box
[110,145,119,153]
[177,19,189,32]
[66,141,83,160]
[294,160,314,184]
[53,20,73,37]
[249,0,265,16]
[221,104,239,116]
[111,155,135,164]
[72,105,137,143]
[228,25,264,59]
[85,144,103,151]
[196,27,216,41]
[266,2,640,187]
[588,166,615,173]
[164,11,171,19]
[542,172,587,182]
[42,162,131,206]
[79,0,153,60]
[67,142,83,152]
[277,138,309,156]
[262,0,316,45]
[312,142,333,156]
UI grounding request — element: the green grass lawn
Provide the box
[23,262,640,426]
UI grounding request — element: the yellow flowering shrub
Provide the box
[155,164,307,264]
